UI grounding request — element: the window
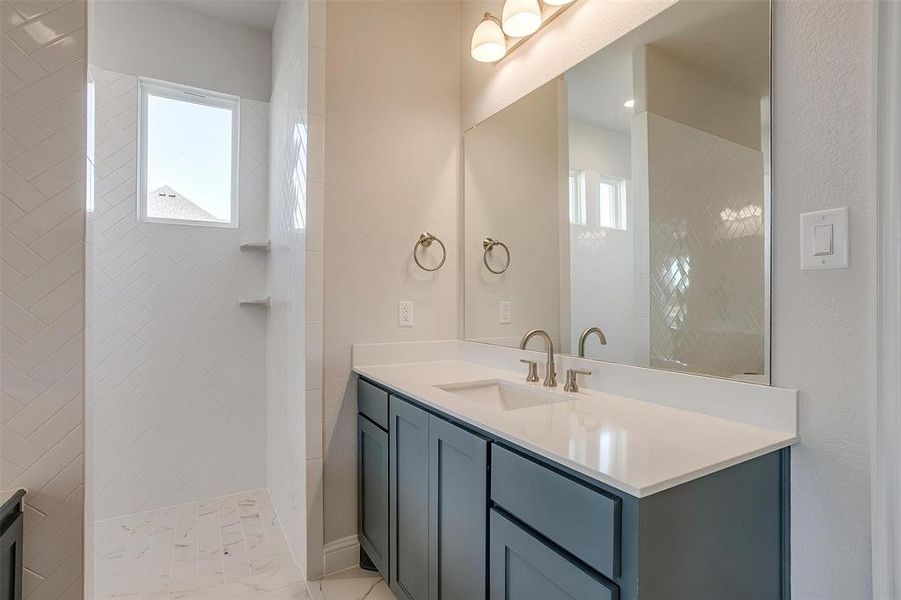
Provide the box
[569,169,586,225]
[598,175,627,230]
[139,78,239,227]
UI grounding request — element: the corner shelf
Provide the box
[240,241,271,252]
[239,296,271,307]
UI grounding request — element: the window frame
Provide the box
[598,174,627,231]
[569,169,587,226]
[137,77,240,229]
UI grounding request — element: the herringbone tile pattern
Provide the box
[0,1,88,598]
[647,113,765,378]
[89,68,270,521]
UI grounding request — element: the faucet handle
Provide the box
[564,369,592,393]
[520,359,540,383]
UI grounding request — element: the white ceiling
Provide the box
[565,0,770,134]
[162,0,280,31]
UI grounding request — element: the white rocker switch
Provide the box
[801,207,848,270]
[813,224,833,256]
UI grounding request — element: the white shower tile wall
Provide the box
[1,1,88,598]
[268,0,326,579]
[89,68,270,520]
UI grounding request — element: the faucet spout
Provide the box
[578,326,607,358]
[519,329,557,387]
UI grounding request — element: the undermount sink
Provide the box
[435,379,571,411]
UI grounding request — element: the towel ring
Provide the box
[483,237,510,274]
[413,232,446,272]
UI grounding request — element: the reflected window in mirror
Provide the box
[569,170,586,225]
[598,175,627,231]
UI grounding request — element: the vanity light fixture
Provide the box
[470,0,579,63]
[471,14,507,63]
[502,0,542,37]
[623,99,635,108]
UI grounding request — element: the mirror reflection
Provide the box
[464,0,770,382]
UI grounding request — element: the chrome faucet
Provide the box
[519,329,557,387]
[578,326,607,358]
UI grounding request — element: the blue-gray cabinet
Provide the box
[386,395,490,600]
[389,395,430,600]
[358,415,389,581]
[358,377,787,600]
[489,509,617,600]
[428,414,489,600]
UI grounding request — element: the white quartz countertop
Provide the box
[354,360,798,498]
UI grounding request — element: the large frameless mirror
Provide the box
[463,0,771,383]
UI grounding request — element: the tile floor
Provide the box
[94,489,306,600]
[93,489,394,600]
[312,568,394,600]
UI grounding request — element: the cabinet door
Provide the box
[358,415,389,581]
[489,510,617,600]
[428,415,489,600]
[0,513,23,600]
[390,397,430,600]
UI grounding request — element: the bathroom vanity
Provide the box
[355,357,795,600]
[356,0,786,597]
[0,490,25,600]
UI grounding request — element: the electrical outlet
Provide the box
[398,301,413,327]
[499,300,512,324]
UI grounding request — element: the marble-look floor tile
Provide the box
[314,567,394,600]
[94,489,303,600]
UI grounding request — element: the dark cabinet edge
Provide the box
[1,489,25,516]
[358,410,387,433]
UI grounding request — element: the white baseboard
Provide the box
[322,534,359,575]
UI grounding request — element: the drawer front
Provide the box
[358,378,389,430]
[491,445,620,579]
[489,509,617,600]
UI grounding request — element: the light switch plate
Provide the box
[801,207,849,270]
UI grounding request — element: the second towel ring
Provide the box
[483,237,510,274]
[413,232,446,272]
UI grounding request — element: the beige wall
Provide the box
[772,1,874,596]
[634,44,761,150]
[461,0,877,596]
[463,79,563,347]
[322,0,461,545]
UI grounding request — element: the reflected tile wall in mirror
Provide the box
[463,0,770,383]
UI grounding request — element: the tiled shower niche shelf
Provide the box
[240,241,271,251]
[239,296,271,307]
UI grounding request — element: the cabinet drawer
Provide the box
[490,509,617,600]
[358,378,389,430]
[491,445,620,579]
